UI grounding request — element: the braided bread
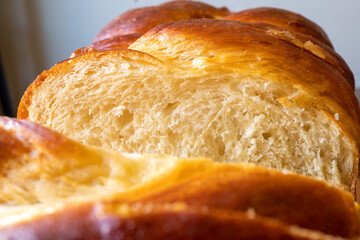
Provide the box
[7,1,360,239]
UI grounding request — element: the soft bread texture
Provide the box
[0,117,359,238]
[19,19,360,192]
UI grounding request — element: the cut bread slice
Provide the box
[0,117,359,238]
[18,20,360,192]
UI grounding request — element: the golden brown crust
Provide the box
[70,46,96,58]
[226,7,357,88]
[91,33,142,50]
[226,7,333,48]
[224,8,354,89]
[74,1,229,58]
[93,0,230,43]
[71,33,142,58]
[0,203,345,240]
[0,117,89,162]
[0,117,103,190]
[120,165,360,237]
[258,23,354,89]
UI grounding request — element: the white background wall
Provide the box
[1,0,360,115]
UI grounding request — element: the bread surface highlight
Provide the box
[0,117,359,238]
[19,19,360,192]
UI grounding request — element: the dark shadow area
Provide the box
[0,0,16,116]
[0,55,13,116]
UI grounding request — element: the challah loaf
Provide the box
[10,2,360,238]
[0,117,359,239]
[18,20,360,192]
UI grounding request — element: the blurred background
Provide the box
[0,0,360,116]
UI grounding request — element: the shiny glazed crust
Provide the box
[0,203,346,240]
[92,0,230,42]
[122,165,360,237]
[225,7,333,48]
[70,33,142,58]
[72,1,229,58]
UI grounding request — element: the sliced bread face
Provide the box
[18,20,360,192]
